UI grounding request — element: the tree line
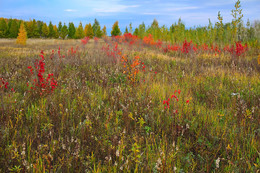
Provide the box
[1,1,259,47]
[0,18,108,39]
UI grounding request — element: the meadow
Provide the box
[0,36,259,172]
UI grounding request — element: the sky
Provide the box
[0,0,260,32]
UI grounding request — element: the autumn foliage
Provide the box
[16,22,27,45]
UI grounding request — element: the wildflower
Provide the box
[226,144,232,150]
[116,150,120,157]
[186,100,189,104]
[231,93,239,96]
[216,157,220,168]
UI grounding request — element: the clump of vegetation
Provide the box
[16,22,27,45]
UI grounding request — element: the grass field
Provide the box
[0,38,259,172]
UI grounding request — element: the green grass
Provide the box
[0,38,259,172]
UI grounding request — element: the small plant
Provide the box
[121,55,141,84]
[27,51,58,96]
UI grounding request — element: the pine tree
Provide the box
[133,28,139,36]
[37,21,43,37]
[68,22,76,39]
[102,25,107,37]
[60,23,68,39]
[124,27,129,34]
[0,18,8,38]
[92,18,101,37]
[48,22,54,38]
[7,19,13,37]
[26,19,39,38]
[129,23,133,34]
[75,22,84,39]
[138,22,146,39]
[0,18,7,38]
[42,23,49,38]
[111,21,121,36]
[16,22,27,45]
[26,20,33,38]
[58,21,62,34]
[85,23,94,38]
[53,25,59,39]
[9,19,19,38]
[32,19,40,38]
[95,25,102,38]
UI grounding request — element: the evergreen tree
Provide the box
[151,19,159,29]
[37,21,43,37]
[75,22,84,39]
[111,21,121,36]
[85,23,94,38]
[58,21,62,34]
[124,27,129,34]
[53,25,59,39]
[32,19,40,38]
[150,19,160,40]
[170,24,175,33]
[0,18,8,38]
[95,25,102,38]
[48,21,55,38]
[26,19,39,38]
[60,23,68,39]
[68,22,76,38]
[9,19,19,38]
[92,18,101,37]
[26,20,33,38]
[133,28,139,36]
[42,23,49,38]
[7,19,13,37]
[16,22,27,45]
[129,23,133,34]
[138,22,146,39]
[102,25,107,36]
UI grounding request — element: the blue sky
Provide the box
[0,0,259,31]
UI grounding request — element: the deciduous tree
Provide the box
[102,25,107,37]
[42,23,49,38]
[85,23,94,38]
[16,22,27,45]
[75,22,84,39]
[111,21,121,36]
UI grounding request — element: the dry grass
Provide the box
[0,38,259,172]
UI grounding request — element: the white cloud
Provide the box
[93,5,139,13]
[166,6,199,11]
[64,9,78,12]
[143,12,160,15]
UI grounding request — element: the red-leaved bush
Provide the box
[27,51,57,96]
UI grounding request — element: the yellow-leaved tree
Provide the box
[16,22,27,45]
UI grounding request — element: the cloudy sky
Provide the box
[0,0,259,31]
